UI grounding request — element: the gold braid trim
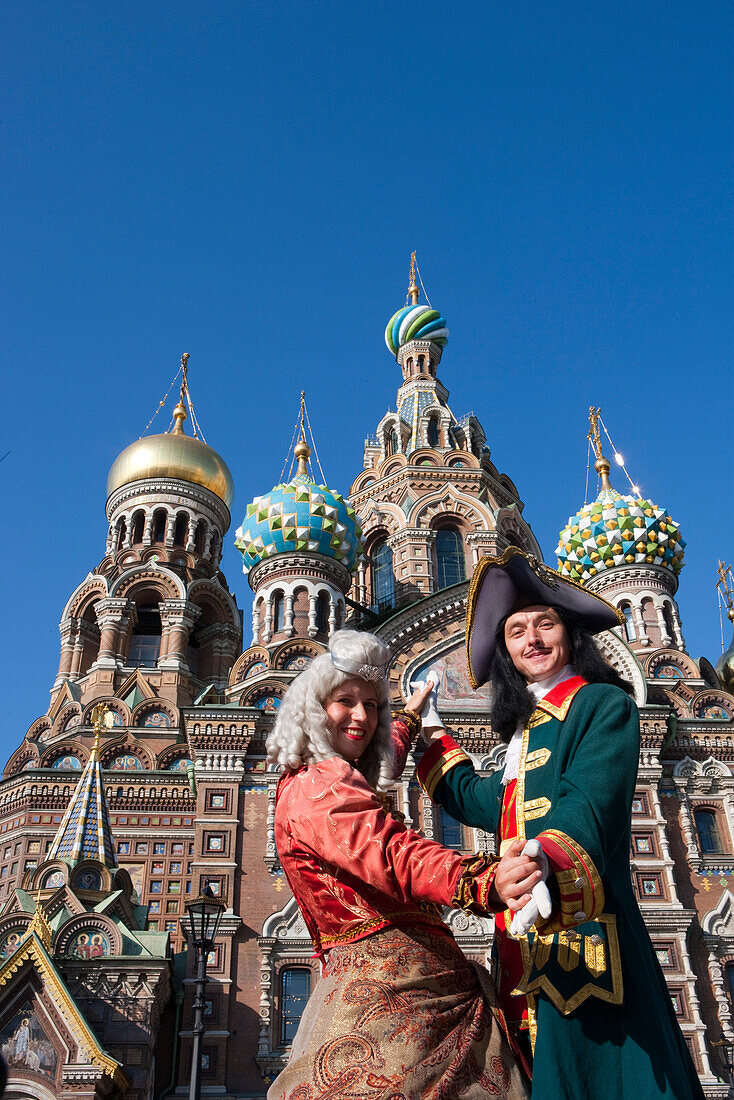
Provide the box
[393,709,422,738]
[452,852,500,914]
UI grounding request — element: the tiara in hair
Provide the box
[330,652,388,682]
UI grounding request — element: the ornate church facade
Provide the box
[0,268,734,1099]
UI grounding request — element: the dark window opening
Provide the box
[128,607,162,668]
[131,511,145,544]
[316,592,329,634]
[280,968,311,1045]
[153,510,167,543]
[439,810,464,849]
[371,540,394,611]
[273,592,285,633]
[173,513,188,547]
[435,527,466,589]
[427,419,440,447]
[694,809,722,854]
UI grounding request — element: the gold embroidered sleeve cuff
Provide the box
[536,829,605,932]
[393,709,422,739]
[416,734,471,799]
[451,852,500,915]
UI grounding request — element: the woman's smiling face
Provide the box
[325,678,379,762]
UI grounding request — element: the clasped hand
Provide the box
[491,838,553,934]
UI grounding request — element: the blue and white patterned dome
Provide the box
[555,484,685,583]
[234,445,363,575]
[385,304,449,355]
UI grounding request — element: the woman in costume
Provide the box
[266,629,529,1100]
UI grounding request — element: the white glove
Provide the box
[509,839,553,936]
[412,670,443,728]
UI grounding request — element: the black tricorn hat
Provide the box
[465,547,625,688]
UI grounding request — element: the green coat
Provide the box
[417,680,704,1100]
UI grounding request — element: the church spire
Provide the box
[46,704,117,869]
[407,251,419,306]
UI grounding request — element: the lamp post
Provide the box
[185,886,225,1100]
[712,1037,734,1091]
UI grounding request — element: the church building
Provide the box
[0,263,733,1098]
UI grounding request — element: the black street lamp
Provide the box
[712,1036,734,1088]
[185,886,226,1100]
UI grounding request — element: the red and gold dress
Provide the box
[267,719,528,1100]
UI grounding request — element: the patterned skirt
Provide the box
[267,925,528,1100]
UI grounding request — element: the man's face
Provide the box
[503,605,571,683]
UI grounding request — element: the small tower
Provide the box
[556,408,686,652]
[351,256,540,614]
[234,394,362,647]
[716,560,734,693]
[52,354,242,708]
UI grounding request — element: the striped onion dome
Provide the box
[385,304,449,355]
[555,484,685,583]
[234,443,363,575]
[46,736,116,868]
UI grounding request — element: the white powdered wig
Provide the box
[266,630,395,790]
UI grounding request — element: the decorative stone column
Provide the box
[55,620,76,684]
[143,510,154,546]
[675,782,702,871]
[284,594,295,638]
[308,595,318,638]
[92,598,133,669]
[158,600,200,670]
[655,603,672,647]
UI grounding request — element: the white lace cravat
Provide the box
[501,665,577,785]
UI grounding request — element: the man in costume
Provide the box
[417,547,704,1099]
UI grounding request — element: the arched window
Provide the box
[316,591,329,634]
[194,520,206,556]
[273,592,285,633]
[371,540,394,611]
[663,603,676,644]
[131,510,145,544]
[153,509,167,543]
[385,427,399,456]
[280,967,311,1046]
[173,513,188,547]
[694,809,722,854]
[427,418,440,448]
[116,518,127,550]
[128,606,162,668]
[439,809,464,849]
[435,528,466,589]
[620,603,636,642]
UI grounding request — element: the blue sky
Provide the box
[2,2,732,756]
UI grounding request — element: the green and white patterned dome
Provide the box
[555,473,685,583]
[234,441,363,575]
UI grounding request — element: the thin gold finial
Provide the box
[587,405,612,492]
[298,391,307,442]
[407,251,419,306]
[717,560,734,615]
[172,353,190,435]
[293,390,311,475]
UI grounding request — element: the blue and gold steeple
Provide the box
[46,704,117,869]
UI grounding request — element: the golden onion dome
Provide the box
[106,402,234,508]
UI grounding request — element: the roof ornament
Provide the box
[138,352,207,441]
[404,251,432,309]
[586,407,641,502]
[717,560,734,648]
[279,392,328,485]
[90,703,115,758]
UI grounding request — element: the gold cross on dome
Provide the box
[716,560,734,609]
